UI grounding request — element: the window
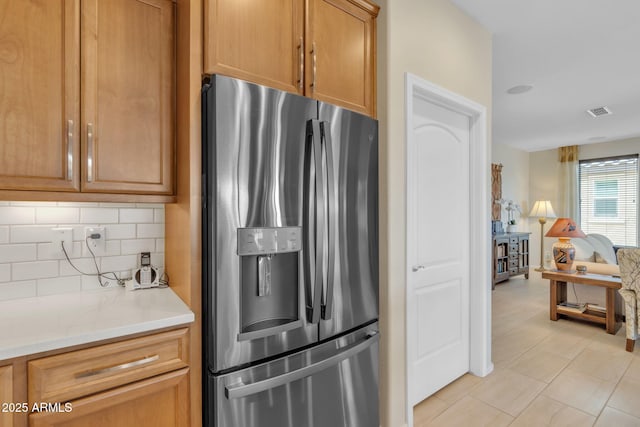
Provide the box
[593,180,618,218]
[579,155,638,246]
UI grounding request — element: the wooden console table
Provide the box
[542,270,622,334]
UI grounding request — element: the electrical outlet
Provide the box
[85,227,106,255]
[51,228,73,256]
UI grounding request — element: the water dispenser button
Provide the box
[237,227,301,255]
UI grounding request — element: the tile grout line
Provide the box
[593,354,636,423]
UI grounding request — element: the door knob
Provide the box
[412,265,426,272]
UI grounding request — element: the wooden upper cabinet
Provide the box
[0,0,80,192]
[204,0,304,94]
[81,0,175,194]
[203,0,378,117]
[0,0,175,200]
[306,0,378,116]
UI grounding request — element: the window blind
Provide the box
[579,155,638,246]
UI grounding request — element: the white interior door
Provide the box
[407,94,471,406]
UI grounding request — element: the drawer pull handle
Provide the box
[75,354,159,379]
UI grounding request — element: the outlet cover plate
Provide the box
[85,227,106,255]
[51,228,73,256]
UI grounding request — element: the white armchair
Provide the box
[618,248,640,352]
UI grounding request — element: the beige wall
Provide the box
[579,137,640,160]
[528,149,560,270]
[377,1,492,425]
[492,143,531,230]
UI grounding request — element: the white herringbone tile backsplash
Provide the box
[0,202,165,301]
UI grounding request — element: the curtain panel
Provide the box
[559,146,579,218]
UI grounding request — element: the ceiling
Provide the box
[451,0,640,152]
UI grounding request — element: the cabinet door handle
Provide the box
[298,37,304,90]
[86,123,94,182]
[75,354,159,379]
[412,265,426,272]
[66,120,74,181]
[311,42,317,93]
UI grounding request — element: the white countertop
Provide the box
[0,287,194,360]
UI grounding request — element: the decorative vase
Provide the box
[507,224,516,233]
[552,238,576,271]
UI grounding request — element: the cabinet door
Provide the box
[0,364,13,427]
[204,0,304,94]
[81,0,175,194]
[29,368,189,427]
[306,0,378,116]
[0,0,80,192]
[0,360,27,427]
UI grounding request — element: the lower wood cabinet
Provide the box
[0,359,27,427]
[0,328,189,427]
[1,364,16,427]
[29,368,189,427]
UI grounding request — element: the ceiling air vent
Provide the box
[586,106,612,117]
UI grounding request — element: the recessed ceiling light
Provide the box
[506,84,533,94]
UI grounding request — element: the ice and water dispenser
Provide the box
[236,227,303,341]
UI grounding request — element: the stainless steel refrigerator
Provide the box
[202,75,379,427]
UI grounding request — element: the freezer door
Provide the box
[203,76,319,372]
[209,323,379,427]
[318,103,379,340]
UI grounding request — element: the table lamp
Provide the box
[545,217,586,272]
[529,201,556,271]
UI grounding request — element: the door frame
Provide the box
[404,72,493,425]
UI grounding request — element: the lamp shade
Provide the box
[529,200,556,219]
[545,217,586,238]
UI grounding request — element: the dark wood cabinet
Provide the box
[493,232,530,289]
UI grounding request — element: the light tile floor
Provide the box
[414,274,640,426]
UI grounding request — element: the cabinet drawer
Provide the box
[509,244,519,253]
[28,328,188,404]
[509,236,518,244]
[509,259,519,268]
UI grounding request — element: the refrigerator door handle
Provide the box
[224,331,380,400]
[304,119,324,324]
[320,121,336,320]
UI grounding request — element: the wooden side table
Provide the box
[542,270,622,334]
